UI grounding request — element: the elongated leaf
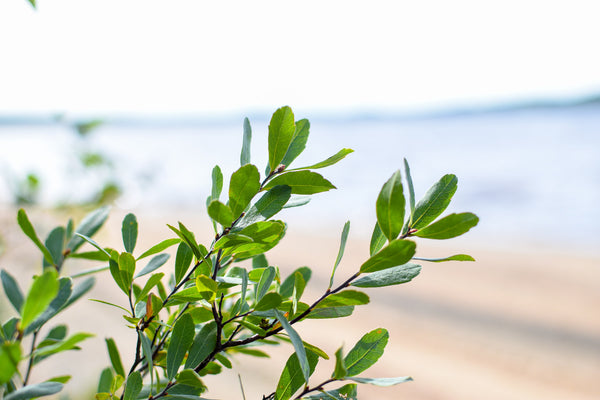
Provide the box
[33,332,94,358]
[288,148,353,171]
[280,119,310,168]
[167,313,195,379]
[196,275,217,302]
[229,164,261,216]
[122,371,142,400]
[177,369,206,389]
[413,212,479,239]
[121,214,138,254]
[275,349,319,400]
[369,222,386,256]
[307,305,354,319]
[376,170,405,241]
[138,332,153,388]
[268,106,296,171]
[290,271,306,315]
[25,277,73,334]
[43,227,65,268]
[243,185,292,225]
[135,273,164,303]
[280,267,311,298]
[118,252,135,289]
[62,277,94,310]
[4,382,63,400]
[410,174,457,230]
[360,239,416,273]
[274,310,310,384]
[97,367,113,393]
[241,117,252,166]
[68,250,110,261]
[21,269,59,330]
[404,158,415,215]
[74,234,111,259]
[175,243,194,284]
[412,254,475,262]
[352,263,421,288]
[135,253,170,278]
[283,196,311,209]
[105,338,125,377]
[344,328,388,376]
[137,238,180,260]
[211,165,223,201]
[1,270,24,314]
[347,376,412,386]
[303,383,357,400]
[330,221,350,288]
[254,292,282,311]
[333,346,347,379]
[263,171,335,195]
[185,322,217,369]
[0,342,21,385]
[317,291,369,308]
[91,299,130,313]
[66,206,110,253]
[17,208,55,266]
[167,224,206,261]
[207,200,234,227]
[255,266,276,302]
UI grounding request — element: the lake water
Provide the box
[1,106,599,255]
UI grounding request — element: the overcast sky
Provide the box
[1,0,599,115]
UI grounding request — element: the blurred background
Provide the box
[0,1,598,399]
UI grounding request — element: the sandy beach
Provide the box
[1,206,598,399]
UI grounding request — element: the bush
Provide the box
[0,106,478,400]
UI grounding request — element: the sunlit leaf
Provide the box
[410,174,457,230]
[412,254,475,262]
[105,338,125,377]
[330,221,350,289]
[360,240,416,273]
[344,328,388,376]
[229,164,261,216]
[241,117,252,166]
[352,263,421,288]
[268,106,296,172]
[21,269,59,330]
[376,170,405,241]
[287,148,353,171]
[66,206,110,253]
[121,214,138,254]
[17,208,55,266]
[413,212,479,239]
[263,171,335,195]
[167,314,195,379]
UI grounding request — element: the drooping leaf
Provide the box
[280,119,310,168]
[122,371,142,400]
[410,174,457,230]
[43,227,65,269]
[288,148,353,171]
[376,170,405,241]
[137,238,180,260]
[352,263,421,288]
[21,269,59,330]
[17,208,55,266]
[404,158,415,215]
[347,376,412,386]
[4,382,63,400]
[333,346,347,379]
[211,165,223,202]
[105,338,125,377]
[274,310,310,384]
[263,171,335,195]
[175,243,194,284]
[121,214,138,254]
[1,270,24,314]
[241,117,252,166]
[330,221,350,289]
[369,222,386,256]
[207,200,235,227]
[268,106,296,172]
[135,253,170,278]
[344,328,389,376]
[166,313,195,379]
[229,164,261,216]
[243,185,292,225]
[359,239,416,273]
[413,212,479,239]
[185,322,217,369]
[275,349,319,400]
[412,254,475,262]
[66,206,110,253]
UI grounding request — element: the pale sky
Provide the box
[1,0,599,115]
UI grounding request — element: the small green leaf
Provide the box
[412,254,475,262]
[413,212,479,239]
[404,158,415,215]
[263,171,335,195]
[17,208,55,266]
[91,299,130,314]
[167,223,205,261]
[268,106,296,171]
[352,263,421,288]
[97,367,113,393]
[110,374,125,394]
[255,266,276,302]
[330,221,350,289]
[25,277,73,334]
[280,119,310,168]
[280,267,311,298]
[135,273,164,303]
[105,338,125,377]
[135,253,170,278]
[137,238,180,260]
[302,383,357,400]
[121,214,138,254]
[66,206,110,253]
[4,382,63,400]
[195,275,217,302]
[317,291,369,307]
[288,148,353,171]
[333,346,347,379]
[229,164,261,216]
[68,250,110,262]
[33,332,94,358]
[0,342,21,385]
[254,292,282,311]
[376,170,405,241]
[43,227,65,268]
[138,332,153,388]
[347,376,412,386]
[167,314,195,379]
[275,350,319,400]
[274,310,310,384]
[410,174,457,230]
[369,222,386,256]
[74,234,112,259]
[118,252,136,288]
[185,322,217,369]
[241,117,252,166]
[211,165,223,201]
[122,371,142,400]
[243,185,292,225]
[175,243,194,284]
[21,269,59,330]
[177,369,206,389]
[252,254,269,269]
[360,240,416,273]
[207,200,235,227]
[1,270,24,314]
[344,328,389,376]
[283,196,311,209]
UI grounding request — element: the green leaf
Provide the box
[243,185,292,225]
[137,238,180,260]
[0,342,21,385]
[347,376,412,386]
[138,332,153,388]
[376,170,405,241]
[280,118,310,168]
[46,375,71,384]
[74,233,111,259]
[43,227,65,268]
[91,299,130,314]
[4,382,63,400]
[404,158,415,215]
[277,336,329,360]
[105,338,125,377]
[410,174,457,230]
[254,292,282,311]
[280,267,311,298]
[229,164,261,216]
[97,367,113,393]
[185,322,217,369]
[207,200,235,227]
[62,277,94,310]
[306,306,354,319]
[268,106,296,171]
[121,214,138,254]
[332,346,347,379]
[110,374,125,394]
[275,350,319,400]
[17,208,55,266]
[352,263,421,288]
[167,223,206,261]
[344,328,389,376]
[290,271,306,315]
[33,332,94,358]
[66,206,110,253]
[288,148,353,171]
[25,277,73,334]
[274,310,310,384]
[135,253,170,278]
[330,221,350,289]
[135,273,164,303]
[317,291,369,307]
[175,243,194,284]
[369,222,386,256]
[177,369,206,389]
[303,383,357,400]
[413,212,479,239]
[167,314,195,379]
[211,165,223,201]
[241,117,252,166]
[122,371,142,400]
[21,269,59,330]
[118,252,135,289]
[1,270,24,314]
[283,196,311,209]
[263,171,335,195]
[216,221,286,259]
[412,254,475,262]
[252,254,269,269]
[68,250,110,262]
[255,266,276,302]
[195,275,217,302]
[359,239,416,273]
